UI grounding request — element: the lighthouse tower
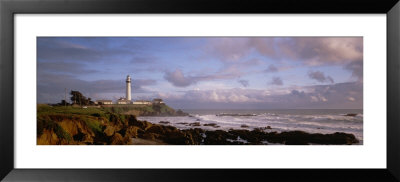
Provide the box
[126,75,131,101]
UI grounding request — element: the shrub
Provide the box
[84,118,103,134]
[36,116,71,142]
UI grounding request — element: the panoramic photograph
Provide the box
[37,37,363,145]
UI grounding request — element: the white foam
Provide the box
[138,111,363,141]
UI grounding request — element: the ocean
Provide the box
[137,109,363,144]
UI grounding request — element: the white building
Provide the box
[133,100,152,105]
[153,98,164,104]
[126,75,132,101]
[96,100,113,105]
[117,98,131,104]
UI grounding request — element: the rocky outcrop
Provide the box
[37,129,70,145]
[110,133,124,145]
[37,110,359,145]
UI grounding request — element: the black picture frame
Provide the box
[1,0,399,181]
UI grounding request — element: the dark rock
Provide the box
[241,124,249,128]
[204,130,237,145]
[147,125,166,135]
[73,128,85,141]
[345,113,357,117]
[119,115,359,145]
[256,126,272,130]
[189,122,201,126]
[161,130,189,144]
[229,129,264,144]
[124,126,144,138]
[132,120,153,130]
[183,128,205,145]
[311,132,359,145]
[103,125,116,137]
[159,121,170,124]
[262,130,359,145]
[126,115,138,126]
[203,123,220,128]
[110,133,124,145]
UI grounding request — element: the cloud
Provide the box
[238,80,249,87]
[164,88,268,103]
[204,37,362,64]
[153,82,362,109]
[133,79,157,86]
[37,38,138,63]
[37,73,157,103]
[164,69,199,87]
[264,64,278,73]
[308,71,334,83]
[344,60,363,82]
[163,60,259,87]
[270,77,283,86]
[203,38,253,62]
[277,37,363,65]
[38,61,99,75]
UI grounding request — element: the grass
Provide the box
[36,104,178,143]
[84,117,103,134]
[38,105,106,138]
[37,115,72,141]
[101,104,176,116]
[102,105,155,114]
[160,104,175,114]
[37,104,107,117]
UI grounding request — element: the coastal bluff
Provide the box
[37,105,359,145]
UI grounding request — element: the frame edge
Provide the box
[388,1,400,181]
[0,0,15,181]
[1,0,400,181]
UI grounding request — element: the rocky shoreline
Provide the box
[37,105,359,145]
[128,118,359,145]
[42,116,358,145]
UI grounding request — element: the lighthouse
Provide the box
[126,75,131,101]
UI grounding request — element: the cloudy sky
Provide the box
[37,37,363,109]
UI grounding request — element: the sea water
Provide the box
[137,109,363,143]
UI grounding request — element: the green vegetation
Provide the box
[101,104,179,116]
[37,104,107,117]
[37,102,187,144]
[70,90,94,106]
[36,104,359,145]
[37,115,72,141]
[37,105,106,143]
[84,117,103,134]
[102,105,149,114]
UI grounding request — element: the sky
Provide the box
[37,37,363,109]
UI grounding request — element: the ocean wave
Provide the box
[138,111,363,141]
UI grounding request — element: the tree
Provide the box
[88,98,95,105]
[70,90,89,106]
[58,100,70,106]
